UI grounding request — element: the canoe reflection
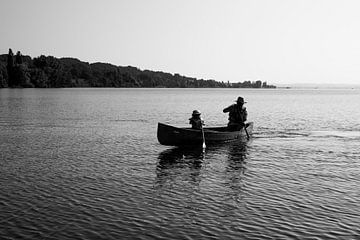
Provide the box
[226,141,247,171]
[155,146,204,188]
[155,141,249,191]
[224,142,248,198]
[157,146,205,164]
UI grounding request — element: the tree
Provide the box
[1,49,277,88]
[15,51,23,64]
[0,67,7,88]
[255,80,262,88]
[30,68,48,87]
[7,49,14,86]
[12,64,33,87]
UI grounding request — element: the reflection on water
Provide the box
[155,147,205,189]
[155,141,249,193]
[157,146,205,164]
[226,141,248,168]
[154,141,250,238]
[224,142,248,203]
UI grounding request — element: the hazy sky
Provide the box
[1,0,360,84]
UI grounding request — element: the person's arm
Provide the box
[223,105,232,113]
[243,108,248,122]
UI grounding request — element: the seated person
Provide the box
[223,96,248,131]
[189,110,204,130]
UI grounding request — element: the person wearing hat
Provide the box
[189,110,204,130]
[223,96,248,131]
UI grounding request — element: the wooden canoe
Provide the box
[157,122,253,146]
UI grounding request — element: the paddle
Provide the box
[243,123,250,140]
[201,122,206,149]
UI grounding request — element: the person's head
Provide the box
[235,96,246,106]
[192,110,201,118]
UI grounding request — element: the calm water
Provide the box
[1,88,360,239]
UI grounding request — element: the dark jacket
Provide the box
[223,104,247,126]
[189,117,204,129]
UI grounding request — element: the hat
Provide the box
[192,110,201,116]
[235,96,247,104]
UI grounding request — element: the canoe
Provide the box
[157,122,253,146]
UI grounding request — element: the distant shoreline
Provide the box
[0,49,276,89]
[276,84,360,89]
[1,86,359,90]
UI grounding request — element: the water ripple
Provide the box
[2,89,360,239]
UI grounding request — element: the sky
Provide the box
[1,0,360,85]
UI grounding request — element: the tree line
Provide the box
[0,49,276,88]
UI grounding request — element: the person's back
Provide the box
[189,110,204,130]
[223,97,247,131]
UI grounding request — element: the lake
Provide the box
[1,88,360,239]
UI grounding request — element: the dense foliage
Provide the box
[0,49,276,88]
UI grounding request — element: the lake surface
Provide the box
[1,88,360,239]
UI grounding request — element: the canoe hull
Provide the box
[157,122,253,146]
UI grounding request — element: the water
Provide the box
[1,88,360,239]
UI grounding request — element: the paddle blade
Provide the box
[243,124,250,140]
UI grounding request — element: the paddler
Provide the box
[189,110,204,130]
[223,96,248,131]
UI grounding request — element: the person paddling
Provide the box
[223,96,248,131]
[189,110,204,130]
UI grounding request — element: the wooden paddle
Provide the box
[243,123,250,140]
[201,122,206,149]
